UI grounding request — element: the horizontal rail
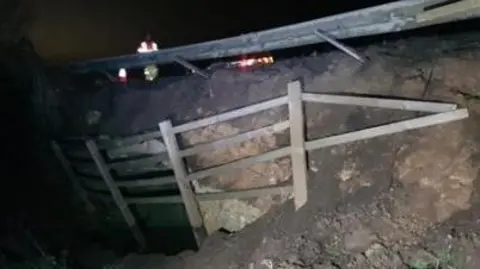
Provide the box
[97,131,164,151]
[68,141,167,164]
[109,154,170,171]
[103,184,293,204]
[68,0,449,72]
[73,153,169,170]
[196,183,293,201]
[63,131,164,153]
[179,120,290,157]
[172,96,288,133]
[305,108,469,151]
[186,146,291,182]
[302,93,458,112]
[417,0,480,22]
[117,177,176,188]
[81,176,176,190]
[126,196,183,205]
[74,154,171,177]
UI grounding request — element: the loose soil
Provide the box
[70,32,480,269]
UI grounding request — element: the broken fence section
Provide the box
[52,80,468,250]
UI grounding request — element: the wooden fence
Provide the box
[52,80,468,250]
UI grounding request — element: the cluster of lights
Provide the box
[231,56,275,68]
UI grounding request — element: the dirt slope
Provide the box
[79,32,480,269]
[189,36,479,268]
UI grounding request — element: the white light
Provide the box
[118,68,127,77]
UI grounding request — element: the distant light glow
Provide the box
[230,56,274,68]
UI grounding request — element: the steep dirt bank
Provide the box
[50,29,480,267]
[97,32,480,269]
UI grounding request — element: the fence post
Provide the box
[159,120,207,247]
[85,139,146,251]
[287,80,308,210]
[51,141,95,213]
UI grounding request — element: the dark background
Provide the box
[26,0,396,62]
[1,0,409,263]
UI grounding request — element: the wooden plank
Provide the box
[172,96,288,134]
[159,120,207,246]
[109,154,170,171]
[85,140,146,251]
[287,81,308,210]
[196,183,293,201]
[51,141,95,213]
[125,184,293,204]
[179,121,290,157]
[305,108,469,151]
[314,30,365,63]
[417,0,480,22]
[87,192,182,204]
[81,176,176,190]
[106,140,167,161]
[117,177,176,188]
[126,195,183,205]
[75,164,171,178]
[186,146,291,182]
[63,131,163,155]
[68,131,166,159]
[125,195,180,205]
[174,56,210,78]
[97,131,164,150]
[73,154,171,177]
[302,93,457,112]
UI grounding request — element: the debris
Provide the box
[260,259,273,269]
[343,227,377,252]
[364,243,404,269]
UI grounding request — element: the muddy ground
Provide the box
[69,32,480,269]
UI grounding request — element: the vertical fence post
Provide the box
[85,139,146,251]
[51,141,95,213]
[159,120,207,247]
[287,80,308,210]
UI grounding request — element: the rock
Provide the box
[403,249,438,268]
[285,254,302,265]
[343,227,377,252]
[299,238,323,265]
[346,254,369,269]
[198,187,264,234]
[364,243,404,269]
[259,259,274,269]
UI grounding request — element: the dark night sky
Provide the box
[26,0,395,62]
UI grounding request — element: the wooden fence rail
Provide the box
[85,139,146,251]
[53,80,468,250]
